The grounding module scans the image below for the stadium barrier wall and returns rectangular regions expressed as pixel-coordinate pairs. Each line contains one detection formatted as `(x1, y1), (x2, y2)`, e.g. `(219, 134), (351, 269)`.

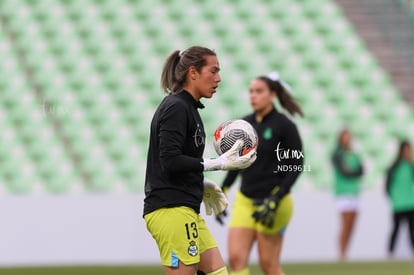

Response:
(0, 187), (411, 267)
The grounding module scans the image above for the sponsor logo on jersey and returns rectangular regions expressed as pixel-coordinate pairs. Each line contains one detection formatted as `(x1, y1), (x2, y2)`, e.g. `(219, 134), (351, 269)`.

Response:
(193, 123), (205, 147)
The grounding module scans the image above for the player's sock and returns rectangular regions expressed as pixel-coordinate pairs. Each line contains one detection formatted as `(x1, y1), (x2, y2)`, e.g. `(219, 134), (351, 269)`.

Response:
(229, 267), (249, 275)
(206, 266), (228, 275)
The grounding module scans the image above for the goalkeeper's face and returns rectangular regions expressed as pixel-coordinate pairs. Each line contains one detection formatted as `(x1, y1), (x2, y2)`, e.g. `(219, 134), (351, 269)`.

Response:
(190, 55), (221, 99)
(249, 79), (275, 112)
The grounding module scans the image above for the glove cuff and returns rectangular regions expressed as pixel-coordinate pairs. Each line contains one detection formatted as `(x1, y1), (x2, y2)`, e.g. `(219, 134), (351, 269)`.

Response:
(203, 157), (225, 171)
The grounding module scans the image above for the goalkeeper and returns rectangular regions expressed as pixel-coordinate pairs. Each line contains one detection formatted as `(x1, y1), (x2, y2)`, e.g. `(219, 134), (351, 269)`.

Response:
(143, 46), (256, 275)
(216, 72), (303, 275)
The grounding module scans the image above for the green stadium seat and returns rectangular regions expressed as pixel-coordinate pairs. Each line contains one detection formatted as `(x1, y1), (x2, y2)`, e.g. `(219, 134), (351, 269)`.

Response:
(0, 0), (413, 194)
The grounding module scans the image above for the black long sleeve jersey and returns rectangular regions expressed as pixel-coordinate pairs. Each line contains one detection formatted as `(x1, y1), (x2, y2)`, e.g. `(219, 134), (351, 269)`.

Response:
(143, 90), (206, 216)
(222, 107), (303, 199)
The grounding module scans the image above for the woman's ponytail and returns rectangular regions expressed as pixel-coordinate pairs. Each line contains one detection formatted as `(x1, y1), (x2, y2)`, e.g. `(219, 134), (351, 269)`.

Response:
(160, 50), (181, 94)
(258, 75), (304, 117)
(276, 82), (304, 117)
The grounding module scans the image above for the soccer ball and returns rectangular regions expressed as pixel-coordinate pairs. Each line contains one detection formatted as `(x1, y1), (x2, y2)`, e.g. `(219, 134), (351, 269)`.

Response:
(213, 119), (258, 156)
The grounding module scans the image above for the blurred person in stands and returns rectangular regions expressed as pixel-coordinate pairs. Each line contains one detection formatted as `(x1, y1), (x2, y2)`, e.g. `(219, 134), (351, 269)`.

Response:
(331, 128), (364, 261)
(386, 140), (414, 259)
(216, 72), (304, 275)
(143, 46), (256, 275)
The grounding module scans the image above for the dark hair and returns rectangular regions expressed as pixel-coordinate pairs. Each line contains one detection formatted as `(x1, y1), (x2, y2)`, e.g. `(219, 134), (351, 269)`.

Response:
(160, 46), (216, 94)
(257, 76), (304, 117)
(389, 140), (411, 169)
(386, 140), (411, 194)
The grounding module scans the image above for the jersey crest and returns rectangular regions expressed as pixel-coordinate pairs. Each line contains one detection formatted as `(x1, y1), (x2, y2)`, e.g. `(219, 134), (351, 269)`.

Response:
(188, 241), (198, 256)
(263, 127), (272, 140)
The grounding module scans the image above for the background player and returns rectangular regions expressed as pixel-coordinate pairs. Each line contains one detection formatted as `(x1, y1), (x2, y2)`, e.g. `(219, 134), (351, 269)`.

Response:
(216, 72), (304, 275)
(331, 128), (364, 261)
(143, 46), (256, 275)
(386, 140), (414, 259)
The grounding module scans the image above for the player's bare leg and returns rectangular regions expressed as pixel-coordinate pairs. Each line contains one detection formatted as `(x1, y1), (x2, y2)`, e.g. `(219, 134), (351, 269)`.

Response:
(228, 227), (256, 274)
(198, 247), (228, 274)
(257, 232), (284, 275)
(339, 211), (357, 261)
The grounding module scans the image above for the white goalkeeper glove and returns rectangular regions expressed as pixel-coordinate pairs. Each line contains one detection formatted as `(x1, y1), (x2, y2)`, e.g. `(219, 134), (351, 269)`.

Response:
(203, 140), (257, 171)
(203, 178), (228, 216)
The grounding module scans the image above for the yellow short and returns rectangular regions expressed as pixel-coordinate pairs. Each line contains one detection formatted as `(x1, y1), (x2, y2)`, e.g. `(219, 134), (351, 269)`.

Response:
(144, 206), (217, 267)
(229, 191), (294, 235)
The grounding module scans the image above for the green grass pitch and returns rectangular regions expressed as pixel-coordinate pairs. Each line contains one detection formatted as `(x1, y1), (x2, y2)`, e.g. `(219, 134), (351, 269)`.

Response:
(0, 261), (413, 275)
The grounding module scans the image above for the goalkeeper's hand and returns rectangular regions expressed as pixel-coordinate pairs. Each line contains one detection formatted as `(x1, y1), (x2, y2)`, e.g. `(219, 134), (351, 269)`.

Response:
(203, 140), (257, 171)
(251, 195), (281, 228)
(203, 178), (228, 216)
